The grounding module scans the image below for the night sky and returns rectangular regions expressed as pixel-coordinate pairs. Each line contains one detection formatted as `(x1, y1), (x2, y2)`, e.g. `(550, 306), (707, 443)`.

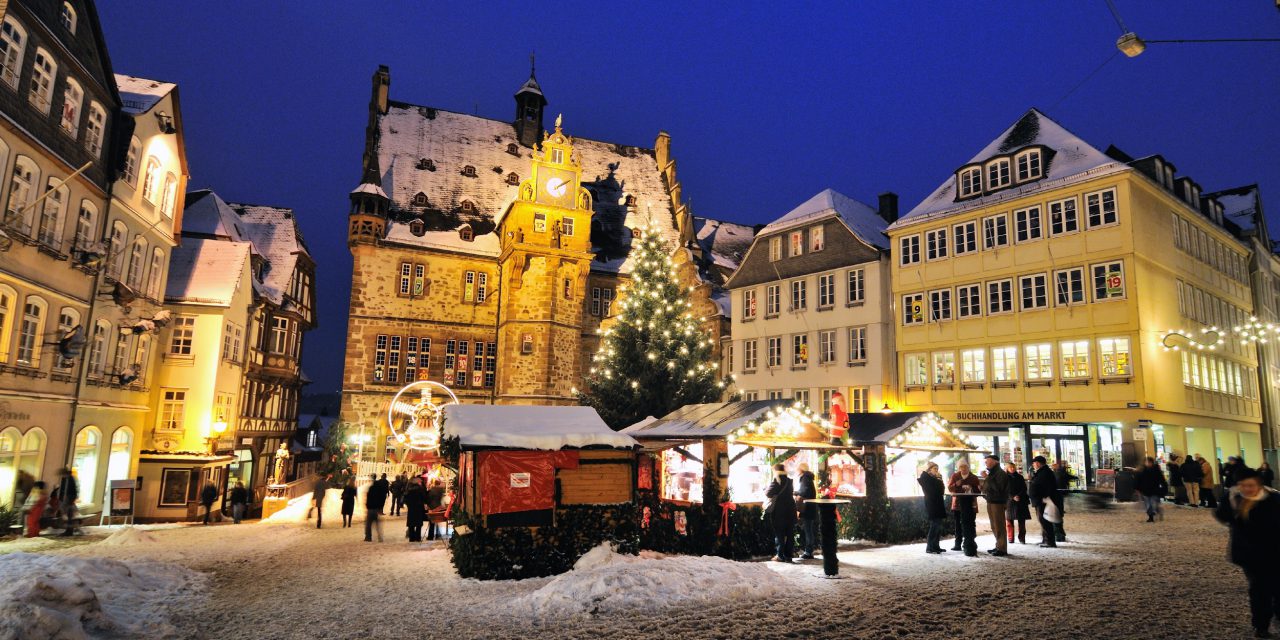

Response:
(96, 2), (1280, 395)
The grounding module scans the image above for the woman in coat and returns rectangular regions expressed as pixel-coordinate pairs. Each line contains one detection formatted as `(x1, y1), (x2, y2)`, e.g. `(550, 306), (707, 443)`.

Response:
(947, 461), (982, 557)
(1004, 462), (1031, 544)
(918, 462), (947, 554)
(403, 477), (427, 542)
(1213, 468), (1280, 637)
(1135, 457), (1168, 523)
(765, 463), (797, 563)
(340, 480), (357, 528)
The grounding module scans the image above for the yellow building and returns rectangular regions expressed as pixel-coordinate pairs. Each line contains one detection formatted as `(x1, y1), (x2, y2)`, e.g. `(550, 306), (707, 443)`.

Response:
(887, 109), (1262, 487)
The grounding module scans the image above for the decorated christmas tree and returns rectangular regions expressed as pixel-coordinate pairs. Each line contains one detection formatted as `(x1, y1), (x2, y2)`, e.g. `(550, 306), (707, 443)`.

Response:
(318, 422), (357, 487)
(578, 225), (726, 429)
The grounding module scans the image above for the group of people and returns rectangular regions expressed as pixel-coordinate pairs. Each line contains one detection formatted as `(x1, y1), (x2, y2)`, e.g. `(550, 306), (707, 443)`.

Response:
(763, 462), (818, 562)
(1139, 454), (1276, 522)
(311, 472), (447, 544)
(18, 468), (83, 538)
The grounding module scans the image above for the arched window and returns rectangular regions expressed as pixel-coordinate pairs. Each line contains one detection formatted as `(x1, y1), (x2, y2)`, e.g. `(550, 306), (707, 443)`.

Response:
(54, 307), (78, 370)
(84, 102), (105, 156)
(59, 77), (82, 136)
(133, 334), (149, 383)
(106, 427), (132, 483)
(15, 295), (45, 367)
(28, 47), (55, 114)
(36, 177), (67, 247)
(106, 221), (127, 279)
(16, 428), (45, 496)
(141, 157), (161, 203)
(0, 284), (15, 363)
(60, 3), (77, 34)
(110, 329), (129, 376)
(1016, 149), (1043, 182)
(72, 426), (100, 506)
(147, 248), (164, 299)
(73, 200), (95, 250)
(123, 137), (141, 185)
(6, 155), (39, 234)
(0, 428), (17, 506)
(88, 319), (108, 376)
(159, 173), (177, 217)
(126, 236), (147, 289)
(0, 17), (27, 90)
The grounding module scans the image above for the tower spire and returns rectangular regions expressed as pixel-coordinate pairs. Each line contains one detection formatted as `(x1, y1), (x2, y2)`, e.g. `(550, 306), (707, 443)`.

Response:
(530, 51), (536, 79)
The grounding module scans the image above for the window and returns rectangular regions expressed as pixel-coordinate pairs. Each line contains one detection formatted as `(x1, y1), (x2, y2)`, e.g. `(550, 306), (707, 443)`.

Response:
(1085, 189), (1117, 228)
(792, 334), (808, 367)
(960, 348), (986, 383)
(905, 353), (928, 386)
(15, 297), (45, 367)
(36, 178), (66, 247)
(532, 211), (547, 233)
(992, 346), (1017, 382)
(270, 317), (290, 354)
(846, 269), (864, 305)
(768, 236), (781, 261)
(1098, 337), (1131, 378)
(1092, 261), (1125, 301)
(932, 351), (955, 385)
(463, 271), (477, 302)
(158, 173), (177, 216)
(126, 237), (148, 290)
(373, 335), (387, 382)
(60, 78), (82, 136)
(158, 390), (186, 431)
(925, 228), (948, 260)
(743, 339), (757, 371)
(982, 214), (1008, 249)
(0, 285), (13, 363)
(133, 335), (150, 383)
(1054, 268), (1085, 306)
(817, 274), (835, 308)
(0, 17), (26, 90)
(169, 316), (194, 356)
(742, 391), (759, 401)
(111, 331), (128, 376)
(848, 387), (870, 413)
(60, 3), (77, 33)
(818, 330), (836, 364)
(387, 336), (402, 384)
(955, 284), (981, 318)
(1060, 340), (1091, 379)
(107, 221), (126, 279)
(848, 326), (866, 363)
(600, 288), (613, 316)
(71, 427), (98, 507)
(147, 248), (164, 298)
(929, 288), (951, 322)
(789, 230), (804, 257)
(899, 235), (920, 265)
(953, 221), (977, 255)
(483, 342), (497, 388)
(222, 322), (242, 362)
(88, 320), (107, 375)
(28, 47), (55, 113)
(5, 155), (38, 234)
(1014, 206), (1042, 242)
(902, 293), (924, 325)
(1024, 343), (1052, 381)
(477, 272), (488, 303)
(1016, 149), (1042, 181)
(73, 200), (95, 251)
(765, 284), (780, 316)
(53, 307), (78, 370)
(141, 158), (162, 203)
(810, 225), (825, 252)
(462, 165), (476, 177)
(398, 263), (412, 296)
(1048, 197), (1078, 235)
(559, 216), (574, 237)
(958, 167), (982, 198)
(123, 137), (141, 185)
(792, 389), (810, 405)
(986, 158), (1011, 189)
(766, 337), (782, 368)
(742, 289), (756, 320)
(790, 279), (806, 311)
(1019, 274), (1047, 310)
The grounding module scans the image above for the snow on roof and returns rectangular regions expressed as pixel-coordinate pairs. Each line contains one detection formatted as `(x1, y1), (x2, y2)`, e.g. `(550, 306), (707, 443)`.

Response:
(350, 182), (387, 198)
(226, 202), (310, 305)
(516, 76), (544, 97)
(164, 238), (251, 305)
(442, 405), (638, 451)
(895, 109), (1124, 227)
(1210, 185), (1261, 233)
(384, 225), (501, 256)
(115, 74), (175, 115)
(623, 400), (798, 439)
(373, 103), (680, 273)
(762, 188), (887, 249)
(694, 216), (755, 270)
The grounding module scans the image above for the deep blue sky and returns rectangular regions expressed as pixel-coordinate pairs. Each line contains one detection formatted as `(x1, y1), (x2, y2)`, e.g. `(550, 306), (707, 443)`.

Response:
(97, 2), (1280, 395)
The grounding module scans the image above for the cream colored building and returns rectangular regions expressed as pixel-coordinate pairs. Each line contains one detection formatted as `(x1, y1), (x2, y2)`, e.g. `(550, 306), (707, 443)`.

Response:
(887, 109), (1262, 487)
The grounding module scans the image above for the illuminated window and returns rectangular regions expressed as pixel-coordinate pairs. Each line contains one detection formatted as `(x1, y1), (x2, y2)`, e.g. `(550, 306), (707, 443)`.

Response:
(792, 334), (808, 367)
(809, 225), (824, 252)
(961, 348), (985, 383)
(905, 353), (928, 386)
(789, 230), (804, 257)
(1060, 339), (1091, 379)
(992, 346), (1017, 382)
(1098, 337), (1131, 378)
(1024, 343), (1053, 381)
(932, 351), (955, 385)
(768, 236), (781, 261)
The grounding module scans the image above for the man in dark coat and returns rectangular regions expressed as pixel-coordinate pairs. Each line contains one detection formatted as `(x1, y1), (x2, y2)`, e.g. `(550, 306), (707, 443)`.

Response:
(199, 482), (218, 525)
(1028, 456), (1059, 548)
(1181, 454), (1205, 507)
(56, 468), (79, 537)
(1135, 457), (1168, 522)
(365, 473), (388, 542)
(390, 475), (407, 516)
(1214, 468), (1280, 637)
(1168, 454), (1186, 505)
(425, 479), (446, 540)
(918, 462), (947, 554)
(403, 477), (426, 542)
(229, 481), (249, 524)
(308, 473), (327, 529)
(982, 455), (1010, 556)
(1052, 461), (1076, 542)
(765, 463), (797, 563)
(1005, 463), (1032, 544)
(376, 473), (391, 514)
(794, 463), (818, 560)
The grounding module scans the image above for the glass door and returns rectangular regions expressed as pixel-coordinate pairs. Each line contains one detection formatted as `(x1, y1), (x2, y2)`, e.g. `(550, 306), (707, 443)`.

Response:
(1059, 439), (1087, 490)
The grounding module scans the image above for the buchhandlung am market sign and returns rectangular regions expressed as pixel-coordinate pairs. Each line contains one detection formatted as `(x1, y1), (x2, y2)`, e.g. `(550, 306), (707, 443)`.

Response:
(953, 411), (1070, 421)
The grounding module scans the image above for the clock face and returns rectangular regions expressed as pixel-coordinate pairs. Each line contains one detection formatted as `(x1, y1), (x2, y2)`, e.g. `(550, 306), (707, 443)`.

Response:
(538, 167), (576, 208)
(546, 177), (567, 198)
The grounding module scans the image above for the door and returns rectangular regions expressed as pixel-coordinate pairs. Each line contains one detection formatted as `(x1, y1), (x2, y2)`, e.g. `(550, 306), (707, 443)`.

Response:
(1059, 439), (1087, 490)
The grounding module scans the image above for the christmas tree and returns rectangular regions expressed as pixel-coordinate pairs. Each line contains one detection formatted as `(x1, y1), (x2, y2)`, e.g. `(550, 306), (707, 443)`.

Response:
(318, 422), (357, 487)
(578, 225), (726, 429)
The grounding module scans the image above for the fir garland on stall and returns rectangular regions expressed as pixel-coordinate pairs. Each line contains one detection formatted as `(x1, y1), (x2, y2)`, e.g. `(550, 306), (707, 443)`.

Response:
(448, 505), (639, 580)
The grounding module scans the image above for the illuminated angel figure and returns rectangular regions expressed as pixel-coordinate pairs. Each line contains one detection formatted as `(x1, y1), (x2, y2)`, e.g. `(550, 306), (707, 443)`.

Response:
(387, 380), (459, 451)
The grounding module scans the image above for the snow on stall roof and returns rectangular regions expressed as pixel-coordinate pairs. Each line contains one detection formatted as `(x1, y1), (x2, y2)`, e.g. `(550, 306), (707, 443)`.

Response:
(762, 188), (888, 249)
(623, 400), (798, 439)
(895, 109), (1124, 227)
(442, 404), (638, 450)
(164, 238), (250, 305)
(115, 73), (175, 115)
(694, 216), (755, 270)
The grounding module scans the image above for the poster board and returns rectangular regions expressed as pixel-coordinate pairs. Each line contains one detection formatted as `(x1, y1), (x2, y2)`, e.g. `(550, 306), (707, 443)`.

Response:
(108, 479), (135, 517)
(159, 468), (191, 507)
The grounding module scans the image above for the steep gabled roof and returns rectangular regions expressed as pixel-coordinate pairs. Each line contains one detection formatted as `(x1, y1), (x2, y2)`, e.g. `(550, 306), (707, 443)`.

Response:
(694, 216), (756, 272)
(114, 74), (176, 115)
(164, 238), (251, 306)
(763, 188), (887, 249)
(227, 202), (311, 305)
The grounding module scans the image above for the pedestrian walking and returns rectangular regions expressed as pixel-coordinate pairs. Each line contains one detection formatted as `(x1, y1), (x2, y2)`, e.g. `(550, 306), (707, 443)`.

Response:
(765, 463), (797, 563)
(1136, 457), (1168, 522)
(199, 481), (218, 525)
(1168, 454), (1187, 505)
(307, 473), (328, 529)
(364, 473), (388, 542)
(1028, 456), (1060, 548)
(390, 474), (407, 516)
(56, 468), (79, 537)
(982, 455), (1010, 556)
(918, 462), (947, 554)
(404, 477), (426, 542)
(22, 481), (47, 538)
(1052, 461), (1076, 541)
(948, 461), (981, 557)
(1004, 462), (1031, 545)
(1213, 468), (1280, 638)
(794, 463), (818, 560)
(1198, 454), (1218, 508)
(340, 480), (356, 528)
(1181, 454), (1205, 507)
(229, 480), (248, 524)
(425, 478), (446, 540)
(1260, 462), (1276, 490)
(377, 473), (391, 514)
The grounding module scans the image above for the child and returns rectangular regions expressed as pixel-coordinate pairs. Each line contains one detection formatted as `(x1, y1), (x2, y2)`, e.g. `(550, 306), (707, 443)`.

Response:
(22, 481), (48, 537)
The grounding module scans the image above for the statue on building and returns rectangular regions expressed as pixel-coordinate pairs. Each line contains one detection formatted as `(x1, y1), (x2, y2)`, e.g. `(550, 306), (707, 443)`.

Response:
(551, 219), (562, 249)
(272, 441), (291, 485)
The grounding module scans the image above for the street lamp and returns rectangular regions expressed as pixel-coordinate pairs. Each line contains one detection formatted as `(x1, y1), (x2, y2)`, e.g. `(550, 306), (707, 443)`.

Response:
(207, 420), (228, 453)
(881, 403), (893, 415)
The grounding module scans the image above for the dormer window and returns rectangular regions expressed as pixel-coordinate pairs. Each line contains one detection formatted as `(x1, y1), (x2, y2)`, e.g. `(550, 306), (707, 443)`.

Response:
(958, 167), (982, 198)
(462, 165), (476, 177)
(409, 219), (425, 236)
(459, 224), (474, 242)
(506, 172), (519, 186)
(461, 200), (475, 213)
(986, 158), (1011, 190)
(1189, 186), (1200, 207)
(551, 148), (564, 164)
(507, 143), (520, 156)
(417, 158), (435, 171)
(1162, 166), (1174, 190)
(412, 192), (429, 207)
(1015, 149), (1043, 182)
(60, 3), (76, 34)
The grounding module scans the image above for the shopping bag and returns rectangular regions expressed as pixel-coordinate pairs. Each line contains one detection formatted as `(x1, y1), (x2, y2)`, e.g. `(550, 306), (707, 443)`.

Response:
(1043, 499), (1062, 524)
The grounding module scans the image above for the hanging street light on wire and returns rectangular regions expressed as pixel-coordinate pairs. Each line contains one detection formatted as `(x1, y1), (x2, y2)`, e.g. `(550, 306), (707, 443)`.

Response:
(1105, 0), (1280, 58)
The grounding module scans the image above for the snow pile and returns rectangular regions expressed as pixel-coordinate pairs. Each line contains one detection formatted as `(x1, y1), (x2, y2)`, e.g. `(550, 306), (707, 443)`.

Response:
(99, 526), (159, 546)
(0, 552), (205, 639)
(510, 544), (783, 617)
(264, 488), (365, 525)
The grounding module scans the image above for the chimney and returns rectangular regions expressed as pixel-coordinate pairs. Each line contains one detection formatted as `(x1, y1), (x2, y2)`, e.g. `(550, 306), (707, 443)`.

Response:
(878, 192), (899, 224)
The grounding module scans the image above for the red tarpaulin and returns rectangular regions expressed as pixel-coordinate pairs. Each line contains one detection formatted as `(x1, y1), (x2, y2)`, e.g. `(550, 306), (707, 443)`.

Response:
(478, 450), (579, 515)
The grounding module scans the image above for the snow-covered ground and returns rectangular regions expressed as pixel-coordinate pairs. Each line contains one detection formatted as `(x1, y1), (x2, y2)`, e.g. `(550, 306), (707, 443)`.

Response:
(0, 497), (1261, 639)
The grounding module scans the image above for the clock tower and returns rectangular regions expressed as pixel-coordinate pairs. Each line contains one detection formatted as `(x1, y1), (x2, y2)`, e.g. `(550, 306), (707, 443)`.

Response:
(495, 115), (595, 404)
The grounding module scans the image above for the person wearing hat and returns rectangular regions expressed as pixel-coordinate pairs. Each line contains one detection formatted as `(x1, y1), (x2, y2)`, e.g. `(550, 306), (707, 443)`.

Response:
(764, 463), (798, 563)
(981, 454), (1010, 556)
(1028, 456), (1060, 547)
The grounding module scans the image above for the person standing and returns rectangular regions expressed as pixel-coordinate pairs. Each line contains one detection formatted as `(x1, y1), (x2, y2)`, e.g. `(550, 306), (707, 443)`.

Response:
(1052, 461), (1076, 542)
(22, 481), (47, 538)
(1199, 454), (1218, 508)
(364, 473), (388, 542)
(765, 463), (797, 563)
(390, 475), (407, 516)
(56, 468), (79, 537)
(1181, 454), (1204, 507)
(1028, 456), (1059, 548)
(377, 474), (391, 514)
(794, 463), (818, 560)
(1005, 462), (1031, 545)
(340, 479), (357, 528)
(404, 477), (426, 542)
(1168, 454), (1186, 506)
(229, 481), (248, 524)
(918, 462), (947, 554)
(1224, 457), (1240, 494)
(199, 481), (218, 525)
(981, 455), (1010, 556)
(1136, 456), (1168, 523)
(425, 479), (446, 540)
(307, 473), (327, 529)
(948, 461), (981, 557)
(1260, 462), (1276, 490)
(1213, 468), (1280, 638)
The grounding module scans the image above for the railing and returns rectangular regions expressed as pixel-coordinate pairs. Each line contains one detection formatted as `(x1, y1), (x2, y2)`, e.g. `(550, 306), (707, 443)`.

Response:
(258, 476), (311, 504)
(354, 460), (424, 480)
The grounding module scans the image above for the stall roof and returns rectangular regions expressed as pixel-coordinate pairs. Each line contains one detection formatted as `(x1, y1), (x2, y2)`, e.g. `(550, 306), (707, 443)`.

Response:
(622, 400), (799, 439)
(847, 412), (933, 445)
(443, 405), (638, 451)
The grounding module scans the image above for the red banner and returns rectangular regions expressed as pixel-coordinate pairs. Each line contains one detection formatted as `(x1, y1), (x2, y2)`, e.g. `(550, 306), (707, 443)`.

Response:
(477, 450), (579, 515)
